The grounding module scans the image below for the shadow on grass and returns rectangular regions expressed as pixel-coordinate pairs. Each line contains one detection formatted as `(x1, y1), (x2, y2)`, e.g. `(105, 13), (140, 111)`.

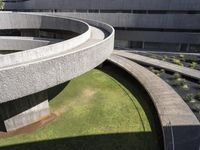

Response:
(99, 62), (163, 149)
(0, 132), (158, 150)
(48, 81), (70, 101)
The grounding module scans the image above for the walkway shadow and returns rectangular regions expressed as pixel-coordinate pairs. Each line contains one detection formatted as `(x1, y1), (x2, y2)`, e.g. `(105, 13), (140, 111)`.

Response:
(0, 132), (159, 150)
(99, 62), (163, 149)
(48, 81), (70, 101)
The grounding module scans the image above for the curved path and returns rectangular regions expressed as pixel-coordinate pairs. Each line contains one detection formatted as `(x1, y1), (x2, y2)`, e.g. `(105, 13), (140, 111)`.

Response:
(0, 12), (114, 131)
(108, 54), (200, 150)
(128, 49), (200, 56)
(0, 36), (62, 51)
(114, 50), (200, 80)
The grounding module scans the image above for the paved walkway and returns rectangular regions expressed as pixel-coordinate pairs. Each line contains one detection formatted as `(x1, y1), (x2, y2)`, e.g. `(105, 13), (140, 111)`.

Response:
(115, 48), (200, 56)
(108, 54), (200, 150)
(114, 50), (200, 80)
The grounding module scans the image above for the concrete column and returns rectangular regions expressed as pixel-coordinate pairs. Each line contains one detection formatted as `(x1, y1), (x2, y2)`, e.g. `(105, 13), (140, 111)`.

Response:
(0, 91), (50, 132)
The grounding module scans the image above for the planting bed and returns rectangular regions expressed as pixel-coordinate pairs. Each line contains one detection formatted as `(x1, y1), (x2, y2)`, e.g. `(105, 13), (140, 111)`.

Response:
(140, 64), (200, 121)
(129, 49), (200, 121)
(134, 52), (200, 71)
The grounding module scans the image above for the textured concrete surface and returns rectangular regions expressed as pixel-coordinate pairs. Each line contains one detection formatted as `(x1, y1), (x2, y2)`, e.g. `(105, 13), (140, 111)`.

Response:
(5, 0), (200, 11)
(0, 36), (62, 51)
(0, 12), (114, 131)
(114, 50), (200, 80)
(4, 93), (50, 132)
(4, 0), (200, 49)
(0, 13), (114, 103)
(44, 12), (200, 49)
(0, 91), (50, 132)
(116, 30), (200, 45)
(108, 54), (200, 150)
(56, 13), (200, 29)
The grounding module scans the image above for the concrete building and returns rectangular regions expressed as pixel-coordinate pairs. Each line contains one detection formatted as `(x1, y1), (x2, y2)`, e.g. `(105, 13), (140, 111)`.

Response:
(0, 1), (200, 150)
(4, 0), (200, 52)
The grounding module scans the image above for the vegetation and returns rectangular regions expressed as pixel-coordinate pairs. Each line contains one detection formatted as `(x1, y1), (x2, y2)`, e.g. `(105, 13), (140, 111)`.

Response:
(148, 67), (166, 76)
(179, 54), (185, 61)
(189, 62), (197, 69)
(194, 105), (200, 114)
(161, 55), (168, 61)
(175, 78), (189, 90)
(173, 72), (181, 80)
(172, 58), (183, 66)
(0, 69), (159, 150)
(195, 93), (200, 101)
(160, 69), (165, 74)
(198, 80), (200, 89)
(0, 0), (4, 9)
(185, 94), (195, 102)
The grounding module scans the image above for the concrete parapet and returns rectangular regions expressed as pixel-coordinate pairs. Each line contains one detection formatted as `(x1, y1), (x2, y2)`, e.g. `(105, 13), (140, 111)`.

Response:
(108, 54), (200, 150)
(0, 13), (114, 131)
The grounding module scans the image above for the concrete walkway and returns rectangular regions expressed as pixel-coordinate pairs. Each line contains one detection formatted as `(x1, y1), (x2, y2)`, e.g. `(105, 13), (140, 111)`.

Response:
(108, 54), (200, 150)
(117, 49), (200, 56)
(114, 50), (200, 80)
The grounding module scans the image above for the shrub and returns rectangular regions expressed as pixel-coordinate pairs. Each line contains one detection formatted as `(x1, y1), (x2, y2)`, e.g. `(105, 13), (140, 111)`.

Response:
(185, 93), (194, 102)
(0, 0), (4, 9)
(148, 67), (161, 76)
(175, 78), (189, 90)
(152, 69), (160, 75)
(160, 69), (165, 74)
(161, 58), (166, 61)
(172, 58), (183, 66)
(198, 80), (200, 89)
(194, 105), (200, 114)
(163, 55), (168, 60)
(195, 93), (200, 101)
(189, 62), (197, 69)
(181, 84), (189, 90)
(148, 66), (154, 72)
(179, 54), (185, 61)
(162, 55), (168, 61)
(173, 72), (181, 79)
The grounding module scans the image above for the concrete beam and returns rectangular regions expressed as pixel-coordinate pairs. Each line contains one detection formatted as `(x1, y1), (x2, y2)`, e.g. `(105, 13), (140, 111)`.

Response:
(0, 91), (50, 132)
(4, 0), (200, 11)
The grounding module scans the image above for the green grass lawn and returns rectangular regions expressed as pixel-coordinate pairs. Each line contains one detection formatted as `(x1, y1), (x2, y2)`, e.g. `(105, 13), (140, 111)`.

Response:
(0, 69), (160, 150)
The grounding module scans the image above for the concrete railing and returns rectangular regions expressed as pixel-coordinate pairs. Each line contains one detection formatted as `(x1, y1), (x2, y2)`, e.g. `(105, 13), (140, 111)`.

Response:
(108, 54), (200, 150)
(0, 12), (91, 68)
(0, 12), (114, 131)
(0, 36), (62, 51)
(0, 12), (114, 103)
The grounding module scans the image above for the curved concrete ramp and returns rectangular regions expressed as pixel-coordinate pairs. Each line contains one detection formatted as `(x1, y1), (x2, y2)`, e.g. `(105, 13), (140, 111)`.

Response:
(108, 54), (200, 150)
(0, 36), (62, 51)
(0, 12), (114, 132)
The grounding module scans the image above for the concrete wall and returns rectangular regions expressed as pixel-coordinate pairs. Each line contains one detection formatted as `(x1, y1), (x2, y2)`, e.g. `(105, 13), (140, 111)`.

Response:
(50, 13), (200, 51)
(0, 13), (91, 68)
(109, 55), (200, 150)
(0, 36), (62, 51)
(0, 12), (114, 103)
(0, 13), (114, 131)
(55, 13), (200, 29)
(4, 0), (200, 10)
(0, 91), (49, 131)
(4, 0), (200, 50)
(116, 30), (200, 44)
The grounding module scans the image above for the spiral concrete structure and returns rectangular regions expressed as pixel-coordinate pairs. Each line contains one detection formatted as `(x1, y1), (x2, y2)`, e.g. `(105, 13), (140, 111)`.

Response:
(1, 1), (200, 150)
(4, 0), (200, 52)
(0, 12), (114, 132)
